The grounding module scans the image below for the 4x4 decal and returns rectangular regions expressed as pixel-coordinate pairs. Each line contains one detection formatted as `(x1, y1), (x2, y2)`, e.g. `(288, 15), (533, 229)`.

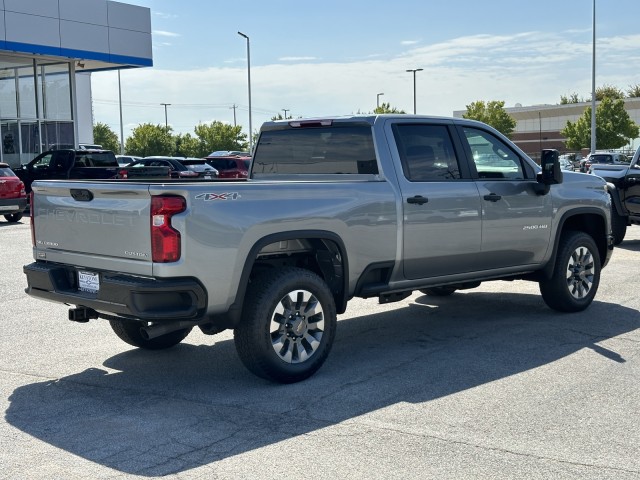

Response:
(195, 192), (241, 201)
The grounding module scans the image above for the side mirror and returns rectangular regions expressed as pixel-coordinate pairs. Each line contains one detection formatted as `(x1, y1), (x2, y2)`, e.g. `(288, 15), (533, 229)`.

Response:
(538, 149), (563, 185)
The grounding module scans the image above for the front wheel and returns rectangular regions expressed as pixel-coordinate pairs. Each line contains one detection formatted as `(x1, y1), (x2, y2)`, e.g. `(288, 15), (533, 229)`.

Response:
(4, 213), (23, 222)
(234, 267), (337, 383)
(539, 231), (601, 312)
(109, 318), (192, 350)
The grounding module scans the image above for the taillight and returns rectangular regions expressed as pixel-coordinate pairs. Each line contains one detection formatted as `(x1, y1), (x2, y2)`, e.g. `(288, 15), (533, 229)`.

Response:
(30, 191), (35, 247)
(151, 195), (186, 263)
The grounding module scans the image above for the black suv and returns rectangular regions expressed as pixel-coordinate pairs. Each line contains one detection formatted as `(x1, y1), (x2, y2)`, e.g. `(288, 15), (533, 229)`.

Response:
(14, 149), (119, 193)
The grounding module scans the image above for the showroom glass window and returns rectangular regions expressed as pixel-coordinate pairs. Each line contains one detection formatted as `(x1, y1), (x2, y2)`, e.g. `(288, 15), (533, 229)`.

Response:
(0, 56), (74, 166)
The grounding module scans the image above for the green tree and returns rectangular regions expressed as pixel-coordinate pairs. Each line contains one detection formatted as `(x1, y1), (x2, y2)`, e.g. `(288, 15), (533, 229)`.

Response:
(374, 102), (406, 114)
(627, 84), (640, 98)
(560, 92), (584, 104)
(271, 112), (293, 121)
(125, 123), (175, 157)
(174, 133), (200, 157)
(93, 122), (120, 152)
(561, 97), (639, 150)
(462, 100), (516, 137)
(595, 84), (625, 101)
(192, 121), (247, 157)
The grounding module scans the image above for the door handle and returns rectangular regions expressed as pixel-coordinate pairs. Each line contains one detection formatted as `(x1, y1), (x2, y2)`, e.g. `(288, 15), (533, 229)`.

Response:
(407, 195), (428, 205)
(483, 193), (502, 202)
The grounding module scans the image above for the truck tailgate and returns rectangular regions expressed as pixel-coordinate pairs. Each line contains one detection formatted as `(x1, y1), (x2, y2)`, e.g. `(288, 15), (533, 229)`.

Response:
(32, 181), (154, 276)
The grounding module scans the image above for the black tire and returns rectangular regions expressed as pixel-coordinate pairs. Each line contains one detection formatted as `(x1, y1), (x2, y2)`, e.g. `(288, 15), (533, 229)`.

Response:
(4, 213), (23, 223)
(420, 286), (457, 296)
(610, 209), (627, 245)
(109, 318), (191, 350)
(234, 267), (337, 383)
(539, 231), (601, 312)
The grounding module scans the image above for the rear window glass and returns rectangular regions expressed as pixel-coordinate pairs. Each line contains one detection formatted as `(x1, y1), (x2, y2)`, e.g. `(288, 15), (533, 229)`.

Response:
(590, 154), (613, 164)
(0, 166), (16, 177)
(207, 159), (235, 170)
(253, 125), (378, 175)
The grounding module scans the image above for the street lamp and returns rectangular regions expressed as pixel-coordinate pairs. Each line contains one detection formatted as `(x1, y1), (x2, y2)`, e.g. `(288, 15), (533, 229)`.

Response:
(406, 68), (423, 114)
(238, 31), (253, 152)
(118, 70), (124, 154)
(590, 0), (597, 154)
(377, 92), (384, 109)
(160, 103), (170, 128)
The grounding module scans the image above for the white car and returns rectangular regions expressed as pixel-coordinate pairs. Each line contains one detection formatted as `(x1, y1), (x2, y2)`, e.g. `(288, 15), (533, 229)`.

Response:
(179, 158), (219, 178)
(116, 155), (142, 167)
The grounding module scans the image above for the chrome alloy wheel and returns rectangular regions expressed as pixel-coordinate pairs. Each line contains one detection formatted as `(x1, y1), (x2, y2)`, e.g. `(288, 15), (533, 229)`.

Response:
(271, 289), (325, 364)
(565, 246), (595, 299)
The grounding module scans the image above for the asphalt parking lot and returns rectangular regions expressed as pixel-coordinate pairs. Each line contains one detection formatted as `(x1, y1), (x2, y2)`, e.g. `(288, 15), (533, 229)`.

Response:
(1, 217), (639, 479)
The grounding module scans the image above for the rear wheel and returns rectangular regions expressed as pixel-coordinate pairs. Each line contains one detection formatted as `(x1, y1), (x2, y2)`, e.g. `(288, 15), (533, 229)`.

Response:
(234, 267), (337, 383)
(109, 318), (192, 350)
(420, 286), (457, 296)
(4, 213), (23, 222)
(539, 231), (601, 312)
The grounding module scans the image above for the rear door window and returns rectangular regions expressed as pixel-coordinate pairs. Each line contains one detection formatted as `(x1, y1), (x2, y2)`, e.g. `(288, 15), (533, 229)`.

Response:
(392, 124), (462, 181)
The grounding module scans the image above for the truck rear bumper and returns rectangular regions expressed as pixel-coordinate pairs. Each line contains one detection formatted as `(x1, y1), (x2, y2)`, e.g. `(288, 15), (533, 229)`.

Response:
(24, 261), (207, 321)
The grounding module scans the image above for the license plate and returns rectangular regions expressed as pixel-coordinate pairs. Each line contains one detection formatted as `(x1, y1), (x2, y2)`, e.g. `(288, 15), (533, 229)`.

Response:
(0, 205), (18, 211)
(78, 271), (100, 293)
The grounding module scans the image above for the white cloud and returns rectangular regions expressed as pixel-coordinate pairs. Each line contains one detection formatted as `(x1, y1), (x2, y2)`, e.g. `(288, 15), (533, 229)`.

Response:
(92, 31), (640, 138)
(153, 11), (178, 19)
(278, 56), (317, 62)
(152, 30), (181, 38)
(401, 40), (420, 46)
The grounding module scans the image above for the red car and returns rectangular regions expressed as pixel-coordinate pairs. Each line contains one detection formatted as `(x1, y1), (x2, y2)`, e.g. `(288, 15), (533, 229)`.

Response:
(204, 155), (251, 179)
(0, 163), (27, 222)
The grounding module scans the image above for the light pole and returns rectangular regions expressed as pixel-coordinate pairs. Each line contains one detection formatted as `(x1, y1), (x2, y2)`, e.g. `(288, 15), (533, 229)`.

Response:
(406, 69), (423, 114)
(590, 0), (597, 155)
(160, 103), (170, 128)
(377, 92), (384, 109)
(538, 111), (542, 154)
(238, 31), (253, 152)
(118, 70), (124, 154)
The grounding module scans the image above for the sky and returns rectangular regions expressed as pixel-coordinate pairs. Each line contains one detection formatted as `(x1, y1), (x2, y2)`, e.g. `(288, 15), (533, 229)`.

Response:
(91, 0), (640, 141)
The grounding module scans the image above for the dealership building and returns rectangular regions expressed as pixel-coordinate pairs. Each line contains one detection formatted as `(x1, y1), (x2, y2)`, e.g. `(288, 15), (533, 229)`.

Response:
(0, 0), (152, 167)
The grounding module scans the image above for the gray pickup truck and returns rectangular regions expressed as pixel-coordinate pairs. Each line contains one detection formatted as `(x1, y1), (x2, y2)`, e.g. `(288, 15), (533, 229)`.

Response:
(589, 146), (640, 244)
(24, 115), (614, 383)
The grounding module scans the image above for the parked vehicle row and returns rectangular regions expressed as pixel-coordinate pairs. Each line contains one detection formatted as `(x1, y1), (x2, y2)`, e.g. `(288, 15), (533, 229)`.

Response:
(117, 154), (251, 179)
(117, 156), (218, 179)
(583, 151), (630, 174)
(0, 148), (252, 225)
